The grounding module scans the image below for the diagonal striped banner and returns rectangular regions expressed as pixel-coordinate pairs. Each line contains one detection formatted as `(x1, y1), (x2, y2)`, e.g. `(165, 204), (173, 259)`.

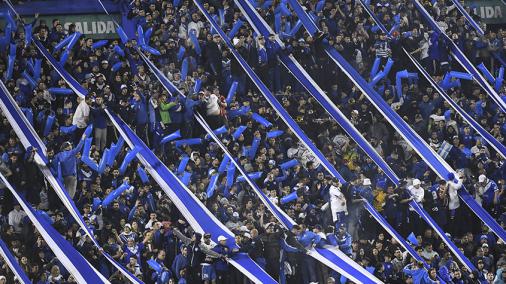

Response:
(410, 0), (506, 112)
(0, 172), (109, 284)
(106, 110), (277, 284)
(32, 38), (88, 98)
(406, 50), (506, 159)
(0, 80), (142, 284)
(287, 0), (506, 246)
(234, 0), (400, 185)
(0, 237), (31, 283)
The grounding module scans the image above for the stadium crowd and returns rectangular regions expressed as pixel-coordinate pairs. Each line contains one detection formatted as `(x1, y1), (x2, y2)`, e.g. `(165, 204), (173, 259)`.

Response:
(0, 0), (504, 283)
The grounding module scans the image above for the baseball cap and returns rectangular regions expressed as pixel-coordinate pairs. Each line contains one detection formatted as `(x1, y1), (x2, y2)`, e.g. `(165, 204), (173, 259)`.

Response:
(479, 175), (487, 183)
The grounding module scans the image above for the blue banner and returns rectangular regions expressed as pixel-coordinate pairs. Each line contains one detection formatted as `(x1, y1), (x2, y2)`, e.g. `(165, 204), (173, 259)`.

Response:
(195, 113), (296, 228)
(409, 200), (476, 271)
(357, 0), (388, 33)
(236, 0), (399, 185)
(410, 0), (506, 113)
(363, 201), (424, 263)
(0, 80), (142, 284)
(195, 109), (381, 284)
(336, 0), (506, 242)
(106, 110), (276, 284)
(451, 0), (484, 35)
(0, 173), (109, 283)
(407, 51), (506, 159)
(0, 238), (31, 283)
(310, 247), (382, 284)
(138, 26), (349, 185)
(286, 0), (486, 274)
(0, 82), (48, 163)
(458, 189), (506, 242)
(194, 3), (381, 282)
(32, 39), (88, 98)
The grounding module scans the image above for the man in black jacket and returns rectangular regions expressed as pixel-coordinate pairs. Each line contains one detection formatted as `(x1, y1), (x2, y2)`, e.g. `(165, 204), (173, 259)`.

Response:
(172, 228), (225, 283)
(203, 34), (223, 85)
(260, 223), (291, 280)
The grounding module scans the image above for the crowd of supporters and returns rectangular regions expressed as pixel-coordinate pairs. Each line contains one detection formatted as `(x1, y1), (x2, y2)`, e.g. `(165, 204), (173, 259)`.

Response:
(0, 0), (504, 283)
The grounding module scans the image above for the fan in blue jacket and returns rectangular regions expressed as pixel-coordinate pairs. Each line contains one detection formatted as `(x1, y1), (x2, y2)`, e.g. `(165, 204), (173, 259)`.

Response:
(54, 132), (86, 198)
(403, 262), (437, 284)
(171, 245), (189, 280)
(336, 224), (353, 256)
(212, 235), (233, 283)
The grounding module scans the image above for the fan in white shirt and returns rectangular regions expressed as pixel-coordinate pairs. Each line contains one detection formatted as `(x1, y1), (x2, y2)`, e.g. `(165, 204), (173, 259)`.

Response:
(72, 96), (90, 129)
(408, 179), (425, 210)
(329, 180), (348, 225)
(8, 204), (27, 233)
(203, 92), (220, 116)
(446, 172), (463, 211)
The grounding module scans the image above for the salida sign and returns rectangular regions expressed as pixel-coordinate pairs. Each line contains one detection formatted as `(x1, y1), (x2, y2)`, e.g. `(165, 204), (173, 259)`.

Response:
(63, 21), (115, 38)
(465, 0), (506, 24)
(38, 14), (121, 39)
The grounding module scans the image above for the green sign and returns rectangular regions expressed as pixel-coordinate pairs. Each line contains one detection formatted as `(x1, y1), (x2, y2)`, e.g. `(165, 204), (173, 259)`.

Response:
(33, 14), (121, 39)
(465, 0), (506, 24)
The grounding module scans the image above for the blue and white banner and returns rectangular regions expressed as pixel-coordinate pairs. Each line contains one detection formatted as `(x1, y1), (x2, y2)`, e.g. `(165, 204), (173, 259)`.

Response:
(140, 26), (380, 280)
(237, 0), (429, 271)
(140, 43), (382, 282)
(357, 0), (388, 34)
(450, 0), (485, 35)
(409, 200), (476, 271)
(458, 189), (506, 243)
(0, 80), (48, 164)
(90, 1), (275, 277)
(188, 2), (347, 182)
(287, 0), (506, 243)
(32, 39), (88, 98)
(310, 246), (382, 284)
(234, 0), (400, 185)
(0, 81), (142, 284)
(0, 238), (31, 284)
(195, 112), (296, 227)
(0, 173), (109, 284)
(106, 110), (277, 284)
(0, 10), (138, 282)
(363, 201), (424, 263)
(407, 50), (506, 159)
(410, 0), (506, 113)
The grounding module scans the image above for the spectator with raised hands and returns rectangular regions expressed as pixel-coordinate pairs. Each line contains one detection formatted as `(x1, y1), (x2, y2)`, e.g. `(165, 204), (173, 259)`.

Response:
(54, 132), (86, 198)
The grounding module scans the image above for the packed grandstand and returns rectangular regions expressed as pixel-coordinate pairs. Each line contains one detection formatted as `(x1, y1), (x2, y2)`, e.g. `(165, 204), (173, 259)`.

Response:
(0, 0), (504, 283)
